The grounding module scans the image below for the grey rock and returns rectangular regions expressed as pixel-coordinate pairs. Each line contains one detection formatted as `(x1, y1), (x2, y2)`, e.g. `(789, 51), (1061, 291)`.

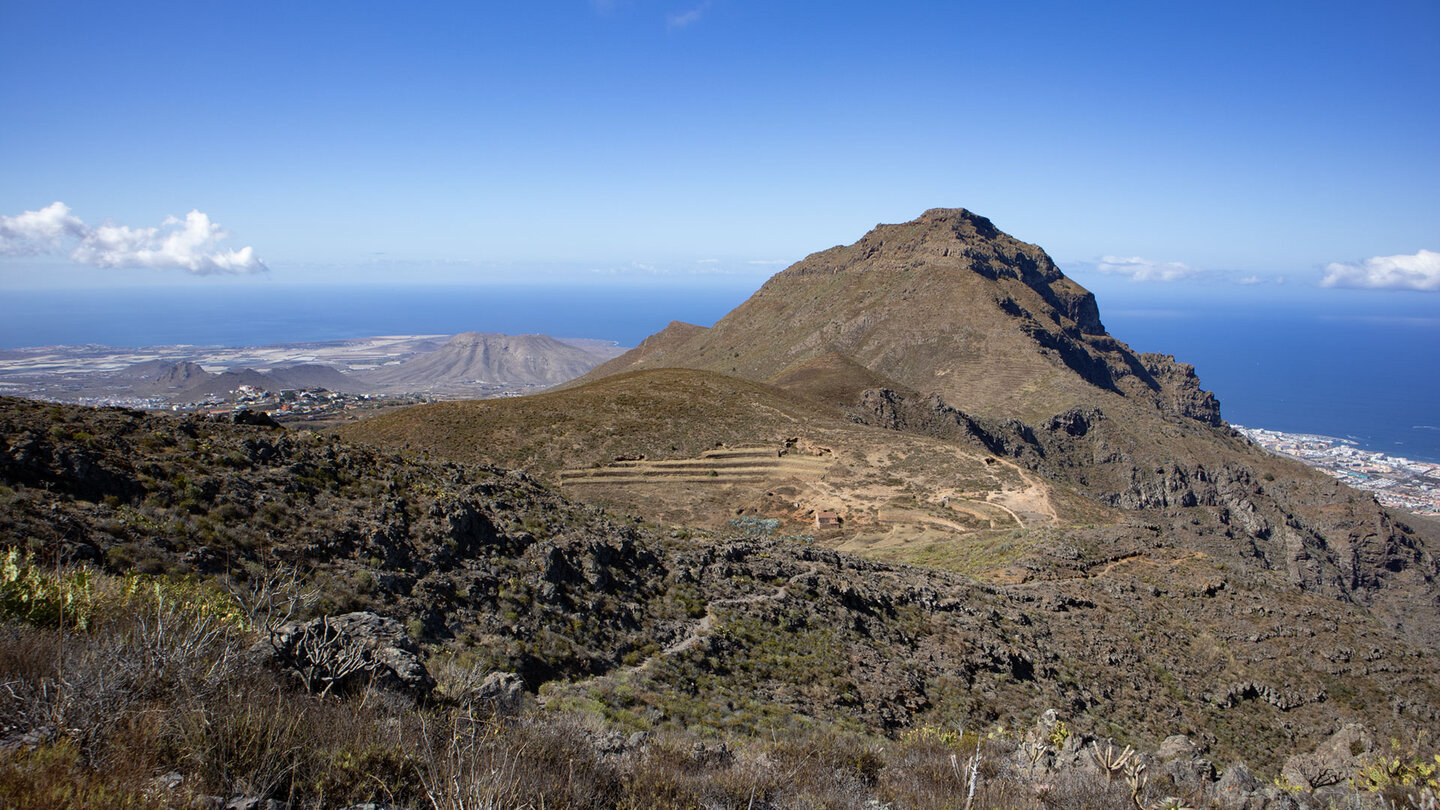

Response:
(475, 671), (524, 714)
(1281, 723), (1372, 791)
(688, 741), (733, 769)
(1156, 734), (1202, 762)
(224, 798), (287, 810)
(1153, 734), (1216, 793)
(1253, 788), (1305, 809)
(0, 725), (55, 753)
(1212, 763), (1310, 810)
(1213, 763), (1261, 809)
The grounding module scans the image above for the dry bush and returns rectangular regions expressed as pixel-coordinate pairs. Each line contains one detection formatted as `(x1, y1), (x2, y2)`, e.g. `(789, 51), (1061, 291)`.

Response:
(414, 713), (624, 810)
(158, 683), (423, 807)
(1034, 769), (1138, 810)
(621, 736), (783, 810)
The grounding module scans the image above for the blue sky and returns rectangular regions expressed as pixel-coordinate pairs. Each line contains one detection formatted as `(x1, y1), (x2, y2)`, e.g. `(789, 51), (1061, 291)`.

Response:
(1, 0), (1437, 296)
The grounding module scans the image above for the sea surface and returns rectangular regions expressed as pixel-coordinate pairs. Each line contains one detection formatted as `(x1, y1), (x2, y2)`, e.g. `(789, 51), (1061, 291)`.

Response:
(2, 283), (1436, 463)
(1098, 287), (1439, 465)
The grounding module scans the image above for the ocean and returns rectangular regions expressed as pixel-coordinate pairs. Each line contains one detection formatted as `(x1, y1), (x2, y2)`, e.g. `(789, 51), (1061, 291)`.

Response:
(2, 283), (1436, 463)
(1098, 287), (1440, 465)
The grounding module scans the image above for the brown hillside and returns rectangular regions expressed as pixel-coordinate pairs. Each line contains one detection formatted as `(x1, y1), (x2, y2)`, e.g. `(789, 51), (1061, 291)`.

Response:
(9, 396), (1440, 785)
(575, 208), (1216, 426)
(576, 320), (709, 383)
(338, 367), (1092, 555)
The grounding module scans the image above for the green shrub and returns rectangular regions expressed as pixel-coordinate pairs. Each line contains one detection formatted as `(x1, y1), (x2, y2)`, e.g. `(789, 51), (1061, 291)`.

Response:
(1355, 739), (1440, 792)
(0, 739), (165, 809)
(1, 549), (95, 630)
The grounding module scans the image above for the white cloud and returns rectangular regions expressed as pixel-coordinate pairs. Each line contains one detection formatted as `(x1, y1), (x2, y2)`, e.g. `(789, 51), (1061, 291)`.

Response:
(696, 258), (721, 264)
(667, 1), (710, 29)
(0, 202), (87, 254)
(1237, 275), (1262, 285)
(1096, 255), (1199, 282)
(1321, 249), (1440, 291)
(0, 202), (266, 275)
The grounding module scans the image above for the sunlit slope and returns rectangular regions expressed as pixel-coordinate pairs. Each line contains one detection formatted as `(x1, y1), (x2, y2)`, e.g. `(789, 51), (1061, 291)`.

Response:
(337, 367), (1092, 554)
(574, 208), (1218, 426)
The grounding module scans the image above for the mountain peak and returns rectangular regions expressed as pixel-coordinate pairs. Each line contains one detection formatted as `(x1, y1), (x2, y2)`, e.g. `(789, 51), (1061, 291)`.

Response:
(914, 206), (1002, 238)
(580, 206), (1217, 425)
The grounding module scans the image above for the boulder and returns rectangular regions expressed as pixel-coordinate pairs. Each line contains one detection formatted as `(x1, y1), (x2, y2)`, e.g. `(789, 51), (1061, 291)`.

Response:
(1213, 763), (1261, 809)
(1153, 734), (1216, 794)
(268, 611), (434, 698)
(232, 409), (283, 429)
(1280, 723), (1372, 791)
(475, 671), (525, 714)
(1212, 763), (1307, 810)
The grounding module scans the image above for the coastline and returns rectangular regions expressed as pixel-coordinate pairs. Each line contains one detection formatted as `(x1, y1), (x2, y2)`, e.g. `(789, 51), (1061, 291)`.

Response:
(1236, 424), (1440, 516)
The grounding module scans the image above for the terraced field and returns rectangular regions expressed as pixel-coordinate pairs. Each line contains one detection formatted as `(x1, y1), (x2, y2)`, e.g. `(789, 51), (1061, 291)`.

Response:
(558, 445), (833, 486)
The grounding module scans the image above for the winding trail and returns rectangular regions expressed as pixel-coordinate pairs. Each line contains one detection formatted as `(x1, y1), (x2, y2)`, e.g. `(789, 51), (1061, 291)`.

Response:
(639, 561), (819, 671)
(539, 562), (821, 704)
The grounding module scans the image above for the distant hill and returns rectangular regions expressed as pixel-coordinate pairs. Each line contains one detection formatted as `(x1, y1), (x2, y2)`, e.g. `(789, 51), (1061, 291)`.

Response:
(176, 368), (283, 400)
(175, 363), (362, 399)
(43, 333), (616, 403)
(114, 359), (214, 393)
(360, 332), (610, 390)
(264, 363), (360, 392)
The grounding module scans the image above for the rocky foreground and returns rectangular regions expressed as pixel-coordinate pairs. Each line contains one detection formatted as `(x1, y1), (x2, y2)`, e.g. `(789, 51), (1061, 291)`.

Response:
(2, 397), (1439, 808)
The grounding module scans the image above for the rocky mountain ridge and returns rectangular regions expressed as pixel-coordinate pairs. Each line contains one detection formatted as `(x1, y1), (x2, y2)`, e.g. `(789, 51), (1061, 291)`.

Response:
(7, 207), (1440, 807)
(351, 208), (1440, 653)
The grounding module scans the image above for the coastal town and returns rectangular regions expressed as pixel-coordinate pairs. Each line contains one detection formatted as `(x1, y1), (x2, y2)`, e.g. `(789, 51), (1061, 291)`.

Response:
(1236, 425), (1440, 516)
(78, 385), (439, 426)
(0, 333), (615, 424)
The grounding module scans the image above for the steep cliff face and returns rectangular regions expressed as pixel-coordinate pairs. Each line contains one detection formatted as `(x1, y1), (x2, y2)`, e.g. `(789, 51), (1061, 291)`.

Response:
(846, 384), (1440, 649)
(1140, 352), (1223, 426)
